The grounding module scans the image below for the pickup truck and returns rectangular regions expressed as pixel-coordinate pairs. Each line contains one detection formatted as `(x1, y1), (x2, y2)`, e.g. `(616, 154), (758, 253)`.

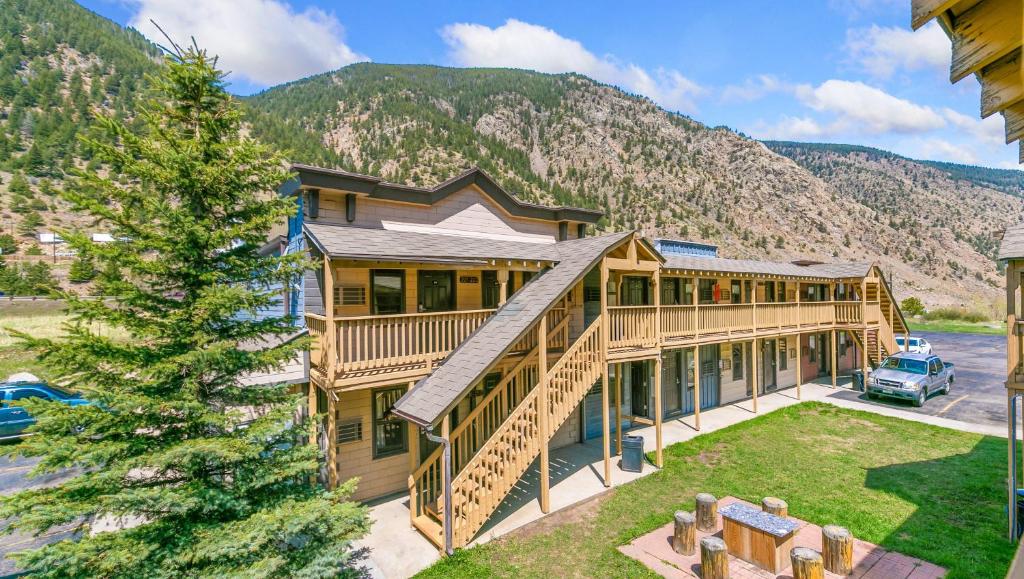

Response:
(867, 352), (955, 407)
(0, 381), (92, 439)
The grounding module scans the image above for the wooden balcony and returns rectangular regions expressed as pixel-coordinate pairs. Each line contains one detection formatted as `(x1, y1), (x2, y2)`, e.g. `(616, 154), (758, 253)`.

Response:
(610, 300), (870, 350)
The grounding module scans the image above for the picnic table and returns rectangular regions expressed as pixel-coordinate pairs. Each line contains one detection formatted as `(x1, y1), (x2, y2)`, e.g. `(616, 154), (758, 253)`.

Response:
(719, 502), (800, 573)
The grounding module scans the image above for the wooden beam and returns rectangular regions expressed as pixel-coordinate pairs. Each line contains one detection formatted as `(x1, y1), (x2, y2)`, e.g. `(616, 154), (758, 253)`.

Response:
(981, 49), (1024, 117)
(830, 329), (838, 389)
(615, 363), (623, 454)
(950, 0), (1023, 83)
(538, 314), (550, 513)
(751, 338), (759, 413)
(600, 258), (612, 488)
(654, 355), (664, 468)
(1005, 100), (1024, 143)
(795, 333), (802, 400)
(911, 0), (959, 30)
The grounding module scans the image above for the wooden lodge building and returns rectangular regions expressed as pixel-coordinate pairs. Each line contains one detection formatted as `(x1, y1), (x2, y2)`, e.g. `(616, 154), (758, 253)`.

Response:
(276, 164), (910, 552)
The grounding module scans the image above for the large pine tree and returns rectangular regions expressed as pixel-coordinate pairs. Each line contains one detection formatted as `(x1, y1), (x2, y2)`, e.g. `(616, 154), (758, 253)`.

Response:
(0, 44), (368, 577)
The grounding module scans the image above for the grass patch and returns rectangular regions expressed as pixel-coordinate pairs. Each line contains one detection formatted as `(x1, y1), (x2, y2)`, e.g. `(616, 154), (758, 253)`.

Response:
(416, 403), (1015, 579)
(909, 319), (1005, 335)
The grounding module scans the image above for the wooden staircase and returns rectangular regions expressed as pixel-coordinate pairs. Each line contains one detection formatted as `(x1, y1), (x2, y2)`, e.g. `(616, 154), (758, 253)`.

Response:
(409, 318), (604, 550)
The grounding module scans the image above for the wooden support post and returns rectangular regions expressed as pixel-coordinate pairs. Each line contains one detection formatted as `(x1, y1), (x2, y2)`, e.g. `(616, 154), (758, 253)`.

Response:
(822, 525), (854, 575)
(323, 256), (336, 385)
(830, 328), (838, 389)
(790, 547), (824, 579)
(327, 391), (337, 488)
(795, 332), (802, 400)
(693, 347), (702, 430)
(762, 497), (788, 517)
(407, 407), (419, 528)
(654, 354), (664, 468)
(600, 259), (611, 487)
(695, 493), (718, 532)
(751, 338), (759, 413)
(538, 314), (550, 513)
(700, 536), (729, 579)
(673, 511), (697, 556)
(615, 363), (622, 455)
(498, 267), (509, 306)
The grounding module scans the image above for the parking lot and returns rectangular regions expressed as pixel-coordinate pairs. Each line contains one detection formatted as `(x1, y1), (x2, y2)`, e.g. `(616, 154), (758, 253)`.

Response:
(830, 331), (1007, 429)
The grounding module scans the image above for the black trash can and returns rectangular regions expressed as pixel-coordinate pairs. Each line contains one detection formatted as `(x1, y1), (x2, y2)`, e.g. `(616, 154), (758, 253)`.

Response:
(621, 435), (644, 473)
(852, 369), (865, 392)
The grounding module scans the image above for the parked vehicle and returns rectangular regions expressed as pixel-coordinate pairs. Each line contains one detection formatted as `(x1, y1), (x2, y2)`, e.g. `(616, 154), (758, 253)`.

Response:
(867, 353), (954, 407)
(895, 336), (933, 354)
(0, 381), (91, 439)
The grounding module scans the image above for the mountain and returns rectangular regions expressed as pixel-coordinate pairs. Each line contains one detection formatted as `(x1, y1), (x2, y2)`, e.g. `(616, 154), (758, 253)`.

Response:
(2, 0), (1022, 309)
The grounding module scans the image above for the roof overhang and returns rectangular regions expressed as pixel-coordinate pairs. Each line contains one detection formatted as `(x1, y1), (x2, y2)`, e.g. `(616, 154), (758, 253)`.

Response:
(913, 0), (1024, 162)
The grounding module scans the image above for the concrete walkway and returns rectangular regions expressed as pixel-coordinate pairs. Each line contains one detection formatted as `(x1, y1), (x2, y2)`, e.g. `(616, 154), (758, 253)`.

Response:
(357, 378), (1005, 578)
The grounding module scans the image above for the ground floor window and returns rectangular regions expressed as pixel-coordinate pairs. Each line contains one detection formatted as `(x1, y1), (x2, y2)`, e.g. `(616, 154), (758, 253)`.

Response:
(372, 386), (407, 459)
(778, 338), (788, 371)
(731, 345), (743, 380)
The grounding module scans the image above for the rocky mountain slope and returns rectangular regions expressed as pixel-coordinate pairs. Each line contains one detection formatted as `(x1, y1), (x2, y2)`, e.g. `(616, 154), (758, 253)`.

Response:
(2, 1), (1022, 308)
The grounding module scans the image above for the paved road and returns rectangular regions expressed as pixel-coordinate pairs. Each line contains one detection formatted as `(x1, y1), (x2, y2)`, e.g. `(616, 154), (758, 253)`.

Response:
(829, 331), (1006, 429)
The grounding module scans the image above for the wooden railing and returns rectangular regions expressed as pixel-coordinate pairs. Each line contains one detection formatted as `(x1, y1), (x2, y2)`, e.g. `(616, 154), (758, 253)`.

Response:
(865, 301), (881, 325)
(448, 320), (603, 548)
(661, 305), (697, 338)
(834, 301), (861, 324)
(335, 309), (494, 373)
(511, 307), (569, 353)
(305, 313), (326, 369)
(798, 302), (835, 326)
(754, 303), (798, 329)
(608, 306), (657, 349)
(698, 304), (754, 335)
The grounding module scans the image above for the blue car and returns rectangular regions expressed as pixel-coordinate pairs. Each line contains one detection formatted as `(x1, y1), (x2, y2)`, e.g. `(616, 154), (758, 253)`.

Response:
(0, 381), (91, 439)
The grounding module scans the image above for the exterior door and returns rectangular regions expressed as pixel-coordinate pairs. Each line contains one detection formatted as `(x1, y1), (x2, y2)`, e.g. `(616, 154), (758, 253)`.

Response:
(630, 361), (649, 417)
(699, 345), (719, 409)
(762, 339), (777, 392)
(418, 271), (455, 312)
(662, 351), (682, 417)
(818, 332), (828, 374)
(682, 348), (696, 414)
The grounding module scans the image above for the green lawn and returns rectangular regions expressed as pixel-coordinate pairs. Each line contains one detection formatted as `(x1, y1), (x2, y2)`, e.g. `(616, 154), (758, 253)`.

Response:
(417, 403), (1015, 579)
(908, 319), (1005, 335)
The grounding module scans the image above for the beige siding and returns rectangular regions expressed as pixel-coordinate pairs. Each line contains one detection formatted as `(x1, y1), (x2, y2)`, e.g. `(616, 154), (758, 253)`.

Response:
(314, 185), (569, 243)
(335, 388), (409, 501)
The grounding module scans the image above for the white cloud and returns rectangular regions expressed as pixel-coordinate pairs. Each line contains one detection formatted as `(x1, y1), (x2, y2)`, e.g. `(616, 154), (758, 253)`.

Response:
(794, 80), (946, 134)
(845, 21), (949, 79)
(129, 0), (368, 87)
(751, 116), (828, 140)
(913, 137), (981, 164)
(720, 75), (788, 103)
(942, 108), (1004, 147)
(440, 19), (704, 113)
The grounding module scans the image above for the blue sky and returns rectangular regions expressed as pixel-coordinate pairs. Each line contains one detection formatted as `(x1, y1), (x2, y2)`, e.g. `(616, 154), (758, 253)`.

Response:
(80, 0), (1018, 169)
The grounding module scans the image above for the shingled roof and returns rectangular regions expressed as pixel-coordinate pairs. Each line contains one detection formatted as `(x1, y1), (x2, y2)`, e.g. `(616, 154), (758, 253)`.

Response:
(304, 223), (561, 263)
(663, 255), (872, 280)
(999, 224), (1024, 261)
(391, 231), (633, 428)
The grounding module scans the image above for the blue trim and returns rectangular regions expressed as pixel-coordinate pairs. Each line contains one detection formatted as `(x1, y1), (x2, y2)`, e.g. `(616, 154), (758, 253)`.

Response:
(654, 238), (718, 258)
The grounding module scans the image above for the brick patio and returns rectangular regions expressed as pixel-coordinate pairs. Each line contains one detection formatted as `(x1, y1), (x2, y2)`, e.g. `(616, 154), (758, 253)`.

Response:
(618, 496), (946, 578)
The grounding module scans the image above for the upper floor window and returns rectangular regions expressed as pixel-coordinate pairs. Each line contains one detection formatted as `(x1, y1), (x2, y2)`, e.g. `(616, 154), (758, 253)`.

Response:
(681, 278), (694, 305)
(482, 270), (500, 309)
(730, 280), (741, 304)
(371, 270), (405, 315)
(621, 276), (650, 306)
(698, 279), (717, 304)
(661, 278), (680, 305)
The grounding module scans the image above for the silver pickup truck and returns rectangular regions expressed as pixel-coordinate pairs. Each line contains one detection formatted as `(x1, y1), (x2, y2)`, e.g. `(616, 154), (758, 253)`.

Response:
(867, 352), (954, 407)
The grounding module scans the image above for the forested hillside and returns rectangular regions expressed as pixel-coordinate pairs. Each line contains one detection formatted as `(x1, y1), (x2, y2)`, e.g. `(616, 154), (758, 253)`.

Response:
(2, 0), (1022, 308)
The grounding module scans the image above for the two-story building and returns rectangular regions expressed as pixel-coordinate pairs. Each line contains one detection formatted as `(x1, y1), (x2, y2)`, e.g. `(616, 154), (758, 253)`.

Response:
(279, 164), (909, 553)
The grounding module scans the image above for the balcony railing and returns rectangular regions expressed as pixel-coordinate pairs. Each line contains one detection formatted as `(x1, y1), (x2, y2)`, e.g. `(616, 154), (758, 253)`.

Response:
(608, 306), (657, 349)
(654, 301), (868, 344)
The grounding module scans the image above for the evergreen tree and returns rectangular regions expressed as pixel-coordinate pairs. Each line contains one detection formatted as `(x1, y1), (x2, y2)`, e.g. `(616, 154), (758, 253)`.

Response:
(0, 44), (368, 577)
(0, 233), (16, 255)
(67, 253), (95, 283)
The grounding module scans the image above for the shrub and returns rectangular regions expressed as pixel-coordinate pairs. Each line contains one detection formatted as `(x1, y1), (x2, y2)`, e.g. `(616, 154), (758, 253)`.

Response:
(922, 307), (989, 323)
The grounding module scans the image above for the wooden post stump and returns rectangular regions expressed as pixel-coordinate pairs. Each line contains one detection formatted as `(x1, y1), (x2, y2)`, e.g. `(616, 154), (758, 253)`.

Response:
(790, 547), (824, 579)
(822, 525), (853, 575)
(700, 536), (729, 579)
(695, 493), (718, 532)
(761, 497), (788, 517)
(672, 511), (696, 555)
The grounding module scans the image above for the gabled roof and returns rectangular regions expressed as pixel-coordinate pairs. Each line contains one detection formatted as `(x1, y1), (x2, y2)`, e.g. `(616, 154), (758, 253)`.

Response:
(391, 231), (633, 428)
(304, 223), (561, 263)
(281, 164), (604, 224)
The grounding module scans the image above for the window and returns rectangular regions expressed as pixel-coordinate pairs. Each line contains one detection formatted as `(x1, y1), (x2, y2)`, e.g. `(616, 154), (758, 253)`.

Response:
(337, 418), (363, 444)
(681, 278), (694, 305)
(764, 281), (776, 303)
(9, 389), (47, 404)
(373, 386), (407, 458)
(777, 282), (786, 303)
(661, 277), (680, 305)
(371, 270), (405, 315)
(482, 270), (500, 309)
(809, 335), (817, 362)
(622, 276), (650, 305)
(334, 286), (366, 306)
(698, 279), (717, 304)
(839, 332), (848, 356)
(732, 346), (743, 381)
(730, 280), (741, 304)
(778, 338), (788, 371)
